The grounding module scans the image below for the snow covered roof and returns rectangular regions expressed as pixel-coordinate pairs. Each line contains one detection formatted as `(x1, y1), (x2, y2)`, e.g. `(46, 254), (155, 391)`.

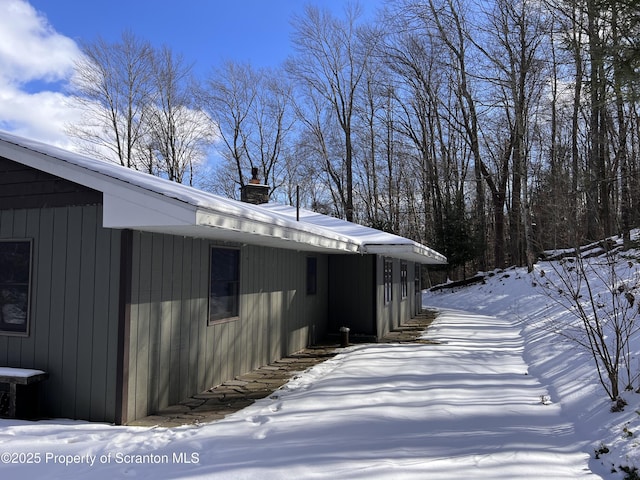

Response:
(0, 131), (446, 264)
(261, 204), (447, 264)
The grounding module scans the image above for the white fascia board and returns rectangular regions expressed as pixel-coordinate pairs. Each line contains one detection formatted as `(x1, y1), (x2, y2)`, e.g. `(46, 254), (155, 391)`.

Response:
(363, 243), (448, 264)
(260, 203), (447, 263)
(105, 194), (362, 253)
(103, 192), (197, 228)
(196, 209), (361, 253)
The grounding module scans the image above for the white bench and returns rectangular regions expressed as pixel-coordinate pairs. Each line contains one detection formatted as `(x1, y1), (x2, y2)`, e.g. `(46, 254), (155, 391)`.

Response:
(0, 367), (49, 418)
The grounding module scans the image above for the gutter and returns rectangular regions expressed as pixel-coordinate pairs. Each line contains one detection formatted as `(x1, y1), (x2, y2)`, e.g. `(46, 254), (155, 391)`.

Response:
(195, 208), (362, 254)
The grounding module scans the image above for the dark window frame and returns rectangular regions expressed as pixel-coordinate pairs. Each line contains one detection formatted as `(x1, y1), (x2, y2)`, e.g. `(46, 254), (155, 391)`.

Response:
(306, 257), (318, 295)
(384, 258), (393, 304)
(401, 261), (408, 299)
(0, 239), (33, 337)
(208, 246), (241, 325)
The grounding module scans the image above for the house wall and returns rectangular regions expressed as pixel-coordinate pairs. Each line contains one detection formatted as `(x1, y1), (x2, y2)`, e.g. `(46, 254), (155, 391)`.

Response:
(375, 257), (417, 339)
(0, 157), (332, 424)
(124, 233), (329, 423)
(0, 205), (122, 422)
(405, 261), (418, 321)
(327, 255), (375, 336)
(328, 255), (419, 340)
(414, 264), (423, 316)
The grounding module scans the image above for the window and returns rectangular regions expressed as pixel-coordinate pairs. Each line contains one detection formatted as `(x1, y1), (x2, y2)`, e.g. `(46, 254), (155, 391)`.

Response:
(401, 262), (408, 298)
(209, 247), (240, 324)
(0, 240), (32, 336)
(384, 258), (393, 304)
(306, 257), (317, 295)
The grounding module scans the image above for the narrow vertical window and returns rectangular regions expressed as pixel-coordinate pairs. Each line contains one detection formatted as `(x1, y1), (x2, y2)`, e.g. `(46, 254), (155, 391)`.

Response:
(384, 258), (393, 304)
(209, 247), (240, 324)
(0, 240), (32, 336)
(401, 261), (408, 298)
(306, 257), (317, 295)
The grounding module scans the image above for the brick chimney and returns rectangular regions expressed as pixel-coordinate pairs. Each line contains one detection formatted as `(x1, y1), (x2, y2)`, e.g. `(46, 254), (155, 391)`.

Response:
(240, 167), (269, 204)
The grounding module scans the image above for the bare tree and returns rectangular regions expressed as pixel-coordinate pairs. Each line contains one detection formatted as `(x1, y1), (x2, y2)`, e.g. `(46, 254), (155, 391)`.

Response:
(200, 60), (258, 194)
(287, 3), (378, 222)
(67, 31), (154, 168)
(379, 18), (443, 237)
(200, 62), (294, 198)
(242, 68), (295, 197)
(353, 50), (386, 229)
(291, 89), (347, 217)
(147, 46), (215, 185)
(480, 0), (548, 270)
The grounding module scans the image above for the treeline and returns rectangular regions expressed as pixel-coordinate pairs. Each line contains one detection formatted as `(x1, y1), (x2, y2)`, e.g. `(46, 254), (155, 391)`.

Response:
(66, 0), (640, 276)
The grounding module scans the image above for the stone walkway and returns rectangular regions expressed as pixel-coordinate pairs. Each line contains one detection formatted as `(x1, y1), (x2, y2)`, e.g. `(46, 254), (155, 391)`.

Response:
(129, 311), (436, 427)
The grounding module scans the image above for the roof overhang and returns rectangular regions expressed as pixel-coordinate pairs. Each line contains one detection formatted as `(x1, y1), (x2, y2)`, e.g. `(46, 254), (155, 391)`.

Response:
(260, 203), (448, 265)
(0, 131), (447, 263)
(363, 243), (448, 264)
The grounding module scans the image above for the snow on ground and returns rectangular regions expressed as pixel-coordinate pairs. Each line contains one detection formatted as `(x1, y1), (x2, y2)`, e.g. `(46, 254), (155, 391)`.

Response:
(2, 241), (640, 479)
(0, 309), (599, 479)
(425, 240), (640, 479)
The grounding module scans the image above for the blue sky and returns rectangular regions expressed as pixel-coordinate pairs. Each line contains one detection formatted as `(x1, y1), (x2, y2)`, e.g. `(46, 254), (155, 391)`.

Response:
(0, 0), (382, 148)
(28, 0), (330, 72)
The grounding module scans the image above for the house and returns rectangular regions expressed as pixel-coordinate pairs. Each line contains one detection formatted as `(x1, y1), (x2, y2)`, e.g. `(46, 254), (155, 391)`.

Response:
(0, 131), (446, 424)
(261, 204), (445, 340)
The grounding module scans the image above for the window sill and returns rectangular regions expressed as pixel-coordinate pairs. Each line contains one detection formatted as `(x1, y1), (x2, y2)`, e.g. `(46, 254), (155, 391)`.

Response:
(208, 316), (240, 326)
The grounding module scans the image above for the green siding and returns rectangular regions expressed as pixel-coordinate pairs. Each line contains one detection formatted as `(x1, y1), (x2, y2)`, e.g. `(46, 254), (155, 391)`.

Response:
(375, 257), (417, 339)
(0, 204), (420, 424)
(124, 235), (329, 423)
(0, 206), (121, 422)
(328, 255), (375, 335)
(328, 255), (419, 340)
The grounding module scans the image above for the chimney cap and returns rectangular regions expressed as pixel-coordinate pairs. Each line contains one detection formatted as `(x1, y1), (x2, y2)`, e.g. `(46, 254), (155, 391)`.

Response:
(249, 167), (260, 184)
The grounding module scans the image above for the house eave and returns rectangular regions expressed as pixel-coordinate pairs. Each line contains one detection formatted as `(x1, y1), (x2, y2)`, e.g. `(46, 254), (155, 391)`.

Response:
(363, 243), (448, 265)
(0, 131), (446, 261)
(102, 202), (362, 254)
(195, 209), (361, 253)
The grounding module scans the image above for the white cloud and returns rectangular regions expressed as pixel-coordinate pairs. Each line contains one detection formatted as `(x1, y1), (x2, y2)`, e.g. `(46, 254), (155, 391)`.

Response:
(0, 0), (82, 147)
(0, 85), (82, 149)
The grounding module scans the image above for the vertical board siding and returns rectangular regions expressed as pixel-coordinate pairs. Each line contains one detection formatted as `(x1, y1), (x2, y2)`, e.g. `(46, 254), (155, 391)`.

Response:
(92, 228), (120, 420)
(62, 207), (82, 417)
(74, 207), (97, 420)
(1, 204), (420, 423)
(376, 257), (397, 339)
(158, 235), (173, 411)
(126, 236), (329, 422)
(33, 209), (53, 380)
(0, 205), (121, 422)
(328, 255), (375, 336)
(168, 236), (183, 404)
(375, 258), (417, 339)
(178, 237), (192, 400)
(48, 209), (67, 415)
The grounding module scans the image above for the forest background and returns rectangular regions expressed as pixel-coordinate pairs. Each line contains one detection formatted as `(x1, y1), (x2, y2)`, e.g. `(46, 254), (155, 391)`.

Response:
(64, 0), (640, 281)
